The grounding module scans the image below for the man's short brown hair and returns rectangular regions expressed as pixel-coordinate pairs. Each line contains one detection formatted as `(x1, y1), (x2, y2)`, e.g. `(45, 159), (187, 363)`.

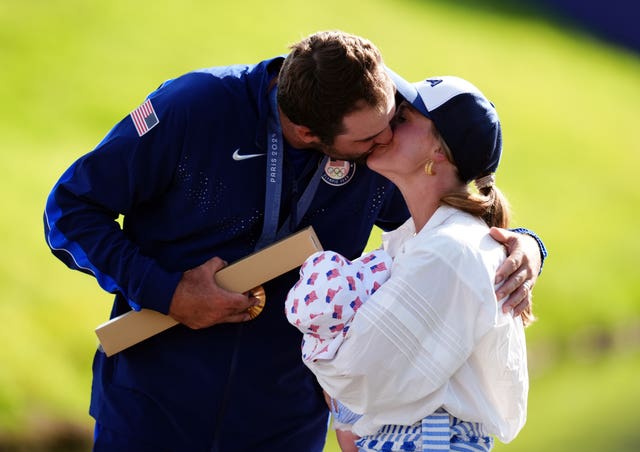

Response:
(277, 30), (391, 145)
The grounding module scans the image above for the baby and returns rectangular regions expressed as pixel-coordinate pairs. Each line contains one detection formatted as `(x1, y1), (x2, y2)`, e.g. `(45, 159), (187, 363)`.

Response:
(285, 249), (392, 444)
(285, 249), (393, 362)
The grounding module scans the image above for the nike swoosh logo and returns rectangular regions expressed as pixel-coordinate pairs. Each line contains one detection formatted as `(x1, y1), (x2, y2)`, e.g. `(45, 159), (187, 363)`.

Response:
(232, 149), (266, 161)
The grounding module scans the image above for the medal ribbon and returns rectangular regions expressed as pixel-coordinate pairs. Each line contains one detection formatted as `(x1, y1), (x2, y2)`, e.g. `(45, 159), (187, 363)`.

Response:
(255, 88), (285, 251)
(277, 154), (328, 240)
(255, 88), (328, 251)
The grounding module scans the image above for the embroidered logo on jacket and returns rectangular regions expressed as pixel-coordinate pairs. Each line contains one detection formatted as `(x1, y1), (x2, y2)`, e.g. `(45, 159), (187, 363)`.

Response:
(321, 159), (355, 186)
(130, 99), (159, 136)
(232, 149), (266, 161)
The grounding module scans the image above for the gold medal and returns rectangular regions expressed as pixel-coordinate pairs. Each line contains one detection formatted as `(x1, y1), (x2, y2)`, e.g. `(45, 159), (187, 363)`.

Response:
(246, 285), (266, 319)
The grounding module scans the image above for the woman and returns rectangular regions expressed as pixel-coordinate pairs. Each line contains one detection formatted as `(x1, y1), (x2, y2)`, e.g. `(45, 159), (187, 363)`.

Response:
(288, 75), (533, 451)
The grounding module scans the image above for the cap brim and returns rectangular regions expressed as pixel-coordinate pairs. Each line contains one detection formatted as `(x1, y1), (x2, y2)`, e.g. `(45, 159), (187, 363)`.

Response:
(384, 66), (431, 118)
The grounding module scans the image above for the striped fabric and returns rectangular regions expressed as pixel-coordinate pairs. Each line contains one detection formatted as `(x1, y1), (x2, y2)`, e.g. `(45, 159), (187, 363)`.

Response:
(422, 410), (451, 451)
(355, 409), (493, 451)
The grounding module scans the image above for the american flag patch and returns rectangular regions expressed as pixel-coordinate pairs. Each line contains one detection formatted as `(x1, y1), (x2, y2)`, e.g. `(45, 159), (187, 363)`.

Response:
(130, 99), (159, 136)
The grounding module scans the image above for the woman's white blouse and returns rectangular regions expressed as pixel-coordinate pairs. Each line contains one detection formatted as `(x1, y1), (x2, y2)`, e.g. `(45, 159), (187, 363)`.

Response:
(308, 206), (528, 443)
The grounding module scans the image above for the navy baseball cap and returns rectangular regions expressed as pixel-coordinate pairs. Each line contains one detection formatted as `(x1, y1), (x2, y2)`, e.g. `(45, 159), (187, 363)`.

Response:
(386, 68), (502, 183)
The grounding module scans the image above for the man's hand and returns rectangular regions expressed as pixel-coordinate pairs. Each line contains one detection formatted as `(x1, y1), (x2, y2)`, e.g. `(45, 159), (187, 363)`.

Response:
(489, 227), (541, 316)
(168, 256), (260, 329)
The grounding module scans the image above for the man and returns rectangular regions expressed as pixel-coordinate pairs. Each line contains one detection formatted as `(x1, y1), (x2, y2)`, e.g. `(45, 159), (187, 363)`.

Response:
(44, 31), (545, 451)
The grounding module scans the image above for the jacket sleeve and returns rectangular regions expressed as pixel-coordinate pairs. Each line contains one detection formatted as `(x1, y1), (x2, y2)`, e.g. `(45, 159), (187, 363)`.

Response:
(43, 87), (186, 314)
(510, 227), (548, 273)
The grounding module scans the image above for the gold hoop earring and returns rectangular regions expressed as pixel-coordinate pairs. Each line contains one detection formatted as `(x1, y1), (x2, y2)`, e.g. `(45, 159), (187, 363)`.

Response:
(424, 160), (435, 176)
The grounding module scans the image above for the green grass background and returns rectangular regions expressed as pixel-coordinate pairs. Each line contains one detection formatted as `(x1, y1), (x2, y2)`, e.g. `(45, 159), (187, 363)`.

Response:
(1, 0), (639, 450)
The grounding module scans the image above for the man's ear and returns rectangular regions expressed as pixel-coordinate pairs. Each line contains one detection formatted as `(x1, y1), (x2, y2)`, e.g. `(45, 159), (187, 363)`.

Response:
(293, 124), (320, 145)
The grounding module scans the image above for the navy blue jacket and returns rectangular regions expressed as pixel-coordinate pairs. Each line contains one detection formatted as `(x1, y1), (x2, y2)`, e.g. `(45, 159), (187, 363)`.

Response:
(44, 57), (410, 451)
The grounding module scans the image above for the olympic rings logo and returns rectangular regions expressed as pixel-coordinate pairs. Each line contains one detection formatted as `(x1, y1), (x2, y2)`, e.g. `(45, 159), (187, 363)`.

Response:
(322, 160), (356, 186)
(325, 167), (347, 178)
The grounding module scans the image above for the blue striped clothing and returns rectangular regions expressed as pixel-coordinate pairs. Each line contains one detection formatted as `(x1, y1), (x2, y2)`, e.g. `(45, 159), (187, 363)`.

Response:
(334, 406), (493, 451)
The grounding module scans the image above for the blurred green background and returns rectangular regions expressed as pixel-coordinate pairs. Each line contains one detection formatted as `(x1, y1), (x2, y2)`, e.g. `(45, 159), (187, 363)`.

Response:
(1, 0), (638, 450)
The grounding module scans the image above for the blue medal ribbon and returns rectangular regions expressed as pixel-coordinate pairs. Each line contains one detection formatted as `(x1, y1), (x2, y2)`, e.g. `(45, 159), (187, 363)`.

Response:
(277, 154), (328, 240)
(255, 88), (329, 251)
(255, 88), (285, 251)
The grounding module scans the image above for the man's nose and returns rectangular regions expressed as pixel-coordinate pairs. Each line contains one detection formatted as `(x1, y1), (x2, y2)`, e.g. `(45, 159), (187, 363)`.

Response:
(373, 126), (393, 145)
